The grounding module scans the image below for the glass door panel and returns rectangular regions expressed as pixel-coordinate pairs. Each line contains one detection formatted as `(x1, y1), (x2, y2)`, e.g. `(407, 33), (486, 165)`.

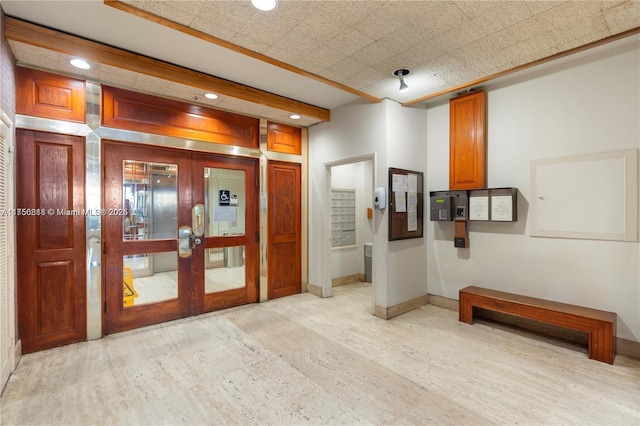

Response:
(204, 168), (246, 237)
(202, 167), (247, 294)
(123, 252), (178, 307)
(193, 156), (258, 313)
(204, 246), (246, 293)
(105, 141), (258, 333)
(104, 141), (191, 335)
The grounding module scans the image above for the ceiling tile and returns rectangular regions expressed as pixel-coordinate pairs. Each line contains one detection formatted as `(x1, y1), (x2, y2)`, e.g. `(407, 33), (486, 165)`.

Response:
(136, 0), (204, 27)
(325, 57), (370, 80)
(6, 0), (638, 124)
(604, 1), (640, 33)
(196, 1), (257, 32)
(351, 1), (435, 41)
(99, 64), (138, 88)
(190, 15), (238, 42)
(325, 27), (376, 57)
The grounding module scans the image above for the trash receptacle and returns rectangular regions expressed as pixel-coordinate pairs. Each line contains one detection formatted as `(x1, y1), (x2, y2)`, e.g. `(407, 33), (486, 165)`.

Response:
(364, 242), (372, 283)
(224, 246), (244, 267)
(223, 232), (244, 267)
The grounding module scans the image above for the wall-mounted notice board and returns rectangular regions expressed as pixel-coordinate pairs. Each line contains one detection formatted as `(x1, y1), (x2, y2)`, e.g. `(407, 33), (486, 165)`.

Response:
(530, 149), (638, 241)
(468, 188), (518, 222)
(388, 167), (424, 241)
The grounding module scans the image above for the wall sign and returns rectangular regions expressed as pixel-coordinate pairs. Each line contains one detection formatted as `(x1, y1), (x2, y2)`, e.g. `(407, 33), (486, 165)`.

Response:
(219, 190), (231, 206)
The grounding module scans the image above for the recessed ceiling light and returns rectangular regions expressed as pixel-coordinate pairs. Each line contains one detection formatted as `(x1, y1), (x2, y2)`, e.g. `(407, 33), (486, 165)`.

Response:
(70, 58), (91, 70)
(251, 0), (277, 11)
(204, 93), (218, 100)
(289, 114), (301, 120)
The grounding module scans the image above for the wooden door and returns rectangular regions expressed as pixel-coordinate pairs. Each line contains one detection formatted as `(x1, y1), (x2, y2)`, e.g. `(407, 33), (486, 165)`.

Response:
(103, 141), (192, 334)
(191, 154), (259, 313)
(17, 130), (86, 353)
(103, 141), (259, 334)
(267, 160), (301, 299)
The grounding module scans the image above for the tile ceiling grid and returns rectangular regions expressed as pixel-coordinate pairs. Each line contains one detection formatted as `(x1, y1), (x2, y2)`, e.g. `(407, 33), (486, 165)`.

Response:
(123, 0), (640, 105)
(7, 1), (639, 127)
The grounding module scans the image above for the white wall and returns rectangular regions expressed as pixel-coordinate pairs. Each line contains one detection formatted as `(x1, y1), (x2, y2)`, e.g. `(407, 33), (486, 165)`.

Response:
(309, 99), (428, 307)
(426, 35), (640, 342)
(384, 101), (429, 307)
(331, 161), (373, 279)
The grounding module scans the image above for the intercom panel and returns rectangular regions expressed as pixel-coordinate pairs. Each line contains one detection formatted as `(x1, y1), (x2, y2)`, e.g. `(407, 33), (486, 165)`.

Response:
(430, 196), (452, 221)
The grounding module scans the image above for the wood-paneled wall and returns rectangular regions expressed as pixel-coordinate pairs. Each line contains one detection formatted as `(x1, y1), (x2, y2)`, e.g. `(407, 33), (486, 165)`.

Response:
(16, 67), (85, 123)
(267, 122), (301, 155)
(102, 86), (260, 148)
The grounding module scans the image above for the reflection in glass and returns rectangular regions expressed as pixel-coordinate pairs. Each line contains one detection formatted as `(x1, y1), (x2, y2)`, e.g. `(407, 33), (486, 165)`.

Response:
(205, 247), (245, 293)
(204, 168), (245, 237)
(123, 160), (178, 241)
(123, 252), (178, 307)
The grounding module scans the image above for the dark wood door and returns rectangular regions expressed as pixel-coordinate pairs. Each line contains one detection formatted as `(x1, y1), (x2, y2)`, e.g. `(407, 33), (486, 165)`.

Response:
(17, 130), (86, 353)
(267, 160), (301, 299)
(191, 154), (259, 313)
(103, 141), (192, 334)
(103, 141), (258, 334)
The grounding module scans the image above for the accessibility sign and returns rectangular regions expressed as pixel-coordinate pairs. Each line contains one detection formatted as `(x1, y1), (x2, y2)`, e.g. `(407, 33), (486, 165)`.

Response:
(219, 190), (231, 206)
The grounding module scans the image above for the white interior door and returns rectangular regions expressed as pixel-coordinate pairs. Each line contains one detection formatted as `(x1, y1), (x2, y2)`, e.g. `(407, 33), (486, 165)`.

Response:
(0, 112), (17, 393)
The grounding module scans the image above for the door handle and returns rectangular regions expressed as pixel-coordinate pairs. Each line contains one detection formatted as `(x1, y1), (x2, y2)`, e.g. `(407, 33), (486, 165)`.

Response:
(178, 226), (192, 257)
(192, 204), (204, 237)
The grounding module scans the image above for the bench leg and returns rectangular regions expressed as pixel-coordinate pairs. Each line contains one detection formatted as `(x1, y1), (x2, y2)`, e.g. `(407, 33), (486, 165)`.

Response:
(588, 324), (615, 364)
(459, 294), (474, 324)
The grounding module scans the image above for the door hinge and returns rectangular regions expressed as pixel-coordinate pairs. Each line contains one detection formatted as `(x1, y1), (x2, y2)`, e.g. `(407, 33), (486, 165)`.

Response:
(255, 177), (259, 188)
(255, 277), (259, 291)
(104, 301), (107, 313)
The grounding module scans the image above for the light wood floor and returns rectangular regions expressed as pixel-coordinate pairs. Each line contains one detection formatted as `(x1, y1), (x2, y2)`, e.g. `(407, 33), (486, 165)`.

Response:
(1, 282), (639, 425)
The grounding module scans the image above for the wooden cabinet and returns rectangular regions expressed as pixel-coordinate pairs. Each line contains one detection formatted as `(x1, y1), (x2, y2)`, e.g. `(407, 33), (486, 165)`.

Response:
(267, 122), (301, 155)
(449, 90), (486, 190)
(16, 67), (86, 123)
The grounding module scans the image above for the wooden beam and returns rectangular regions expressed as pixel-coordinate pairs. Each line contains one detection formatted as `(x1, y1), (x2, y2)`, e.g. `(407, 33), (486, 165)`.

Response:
(4, 17), (331, 122)
(105, 0), (382, 105)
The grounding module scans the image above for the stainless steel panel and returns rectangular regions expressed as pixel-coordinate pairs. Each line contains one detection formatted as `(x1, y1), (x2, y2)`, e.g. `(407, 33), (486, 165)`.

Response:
(85, 82), (102, 340)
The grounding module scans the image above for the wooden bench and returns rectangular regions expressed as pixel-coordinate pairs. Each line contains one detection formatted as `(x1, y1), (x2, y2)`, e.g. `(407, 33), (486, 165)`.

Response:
(459, 286), (616, 364)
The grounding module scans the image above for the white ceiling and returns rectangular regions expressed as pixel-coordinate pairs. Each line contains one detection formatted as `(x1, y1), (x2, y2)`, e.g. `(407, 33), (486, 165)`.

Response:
(2, 0), (639, 127)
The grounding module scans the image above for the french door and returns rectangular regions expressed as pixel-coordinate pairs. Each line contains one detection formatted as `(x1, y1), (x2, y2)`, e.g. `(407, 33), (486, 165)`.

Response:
(103, 141), (258, 334)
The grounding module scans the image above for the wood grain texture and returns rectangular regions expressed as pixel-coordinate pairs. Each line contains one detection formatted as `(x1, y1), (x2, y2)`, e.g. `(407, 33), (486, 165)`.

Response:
(16, 130), (86, 353)
(267, 122), (302, 155)
(459, 285), (616, 364)
(103, 141), (259, 334)
(102, 86), (259, 148)
(5, 17), (330, 121)
(449, 90), (486, 190)
(267, 161), (301, 300)
(105, 0), (381, 105)
(16, 67), (85, 123)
